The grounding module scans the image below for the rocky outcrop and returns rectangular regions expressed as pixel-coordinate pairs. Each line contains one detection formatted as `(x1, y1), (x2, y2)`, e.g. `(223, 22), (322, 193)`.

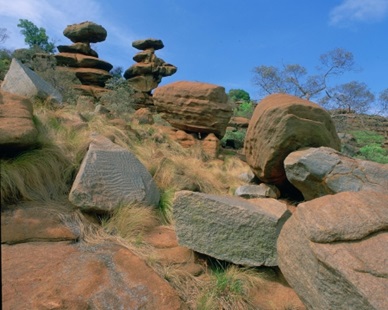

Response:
(55, 21), (112, 98)
(277, 191), (388, 310)
(69, 134), (160, 212)
(0, 90), (38, 153)
(1, 58), (62, 103)
(153, 81), (233, 138)
(173, 191), (290, 266)
(284, 146), (388, 200)
(244, 93), (341, 185)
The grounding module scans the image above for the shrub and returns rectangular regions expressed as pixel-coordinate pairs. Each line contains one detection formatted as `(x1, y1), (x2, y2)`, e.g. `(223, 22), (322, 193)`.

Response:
(234, 101), (255, 118)
(357, 144), (388, 164)
(221, 129), (246, 149)
(350, 130), (384, 145)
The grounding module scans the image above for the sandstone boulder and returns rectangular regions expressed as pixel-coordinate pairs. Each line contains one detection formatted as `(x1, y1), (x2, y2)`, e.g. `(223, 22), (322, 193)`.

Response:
(277, 191), (388, 310)
(173, 191), (290, 266)
(55, 52), (113, 71)
(1, 58), (62, 103)
(284, 146), (388, 200)
(153, 81), (233, 138)
(0, 90), (38, 151)
(2, 241), (184, 309)
(69, 134), (160, 212)
(244, 93), (340, 185)
(63, 21), (107, 43)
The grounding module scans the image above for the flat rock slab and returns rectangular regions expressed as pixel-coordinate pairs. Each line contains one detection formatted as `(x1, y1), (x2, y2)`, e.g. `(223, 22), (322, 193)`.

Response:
(132, 38), (164, 50)
(173, 191), (290, 266)
(2, 241), (183, 309)
(1, 201), (79, 244)
(69, 134), (160, 212)
(278, 190), (388, 310)
(284, 146), (388, 200)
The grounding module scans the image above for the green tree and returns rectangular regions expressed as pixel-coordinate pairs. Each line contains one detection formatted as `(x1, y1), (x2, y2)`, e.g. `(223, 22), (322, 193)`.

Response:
(252, 48), (355, 100)
(228, 89), (251, 103)
(17, 19), (55, 53)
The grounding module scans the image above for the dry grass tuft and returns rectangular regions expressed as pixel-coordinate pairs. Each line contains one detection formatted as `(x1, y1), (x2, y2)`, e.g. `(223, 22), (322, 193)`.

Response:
(102, 202), (158, 243)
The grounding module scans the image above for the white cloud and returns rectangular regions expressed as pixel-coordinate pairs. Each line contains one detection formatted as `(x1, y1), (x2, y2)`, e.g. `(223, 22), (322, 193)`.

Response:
(329, 0), (388, 26)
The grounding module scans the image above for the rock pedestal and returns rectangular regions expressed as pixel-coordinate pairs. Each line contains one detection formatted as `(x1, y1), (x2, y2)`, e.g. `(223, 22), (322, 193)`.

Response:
(55, 21), (112, 98)
(124, 38), (177, 109)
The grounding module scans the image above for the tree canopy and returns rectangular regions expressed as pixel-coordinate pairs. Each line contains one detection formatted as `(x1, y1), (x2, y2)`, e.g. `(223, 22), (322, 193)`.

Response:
(252, 48), (383, 114)
(17, 19), (56, 53)
(228, 89), (251, 102)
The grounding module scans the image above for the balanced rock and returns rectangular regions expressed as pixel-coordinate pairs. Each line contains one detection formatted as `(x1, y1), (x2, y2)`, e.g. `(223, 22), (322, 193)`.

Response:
(1, 58), (62, 103)
(55, 21), (112, 97)
(69, 134), (160, 212)
(284, 146), (388, 200)
(63, 21), (107, 43)
(124, 38), (177, 109)
(278, 191), (388, 310)
(132, 38), (164, 50)
(173, 191), (290, 266)
(0, 90), (38, 152)
(153, 81), (233, 138)
(244, 93), (340, 185)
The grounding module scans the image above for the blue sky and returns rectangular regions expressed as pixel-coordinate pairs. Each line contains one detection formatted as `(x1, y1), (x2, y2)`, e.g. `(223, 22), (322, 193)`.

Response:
(1, 0), (387, 104)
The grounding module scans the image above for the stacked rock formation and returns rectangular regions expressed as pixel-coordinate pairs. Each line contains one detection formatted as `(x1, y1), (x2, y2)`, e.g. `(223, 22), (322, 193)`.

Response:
(124, 38), (177, 109)
(55, 21), (113, 98)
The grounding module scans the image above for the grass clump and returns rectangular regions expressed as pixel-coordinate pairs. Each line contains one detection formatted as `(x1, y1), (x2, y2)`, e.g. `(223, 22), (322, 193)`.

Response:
(102, 202), (158, 244)
(157, 188), (175, 224)
(197, 265), (265, 310)
(350, 130), (388, 164)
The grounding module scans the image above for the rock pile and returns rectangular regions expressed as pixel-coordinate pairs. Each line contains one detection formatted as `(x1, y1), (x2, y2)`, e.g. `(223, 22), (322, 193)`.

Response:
(124, 38), (177, 109)
(55, 21), (113, 98)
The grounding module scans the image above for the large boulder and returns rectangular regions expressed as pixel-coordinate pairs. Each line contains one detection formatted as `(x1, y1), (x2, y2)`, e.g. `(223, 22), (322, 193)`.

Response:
(63, 21), (107, 43)
(0, 90), (38, 151)
(1, 58), (62, 103)
(284, 146), (388, 200)
(69, 134), (160, 212)
(173, 191), (290, 266)
(244, 93), (340, 185)
(2, 242), (184, 309)
(132, 38), (164, 50)
(55, 52), (113, 71)
(153, 81), (233, 138)
(277, 191), (388, 310)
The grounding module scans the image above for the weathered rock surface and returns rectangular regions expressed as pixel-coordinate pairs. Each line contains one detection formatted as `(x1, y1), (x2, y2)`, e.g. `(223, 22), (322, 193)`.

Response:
(57, 42), (98, 57)
(0, 90), (38, 151)
(1, 201), (79, 244)
(284, 146), (388, 200)
(278, 191), (388, 310)
(55, 52), (113, 71)
(201, 133), (220, 159)
(228, 116), (250, 128)
(235, 183), (280, 199)
(1, 58), (62, 103)
(69, 134), (160, 212)
(153, 81), (233, 138)
(2, 241), (184, 310)
(173, 191), (290, 266)
(63, 21), (107, 43)
(244, 93), (340, 185)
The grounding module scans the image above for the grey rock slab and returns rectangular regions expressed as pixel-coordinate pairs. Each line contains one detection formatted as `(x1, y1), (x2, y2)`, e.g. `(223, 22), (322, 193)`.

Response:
(284, 146), (388, 200)
(173, 191), (290, 266)
(1, 58), (62, 103)
(235, 183), (280, 199)
(69, 135), (159, 212)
